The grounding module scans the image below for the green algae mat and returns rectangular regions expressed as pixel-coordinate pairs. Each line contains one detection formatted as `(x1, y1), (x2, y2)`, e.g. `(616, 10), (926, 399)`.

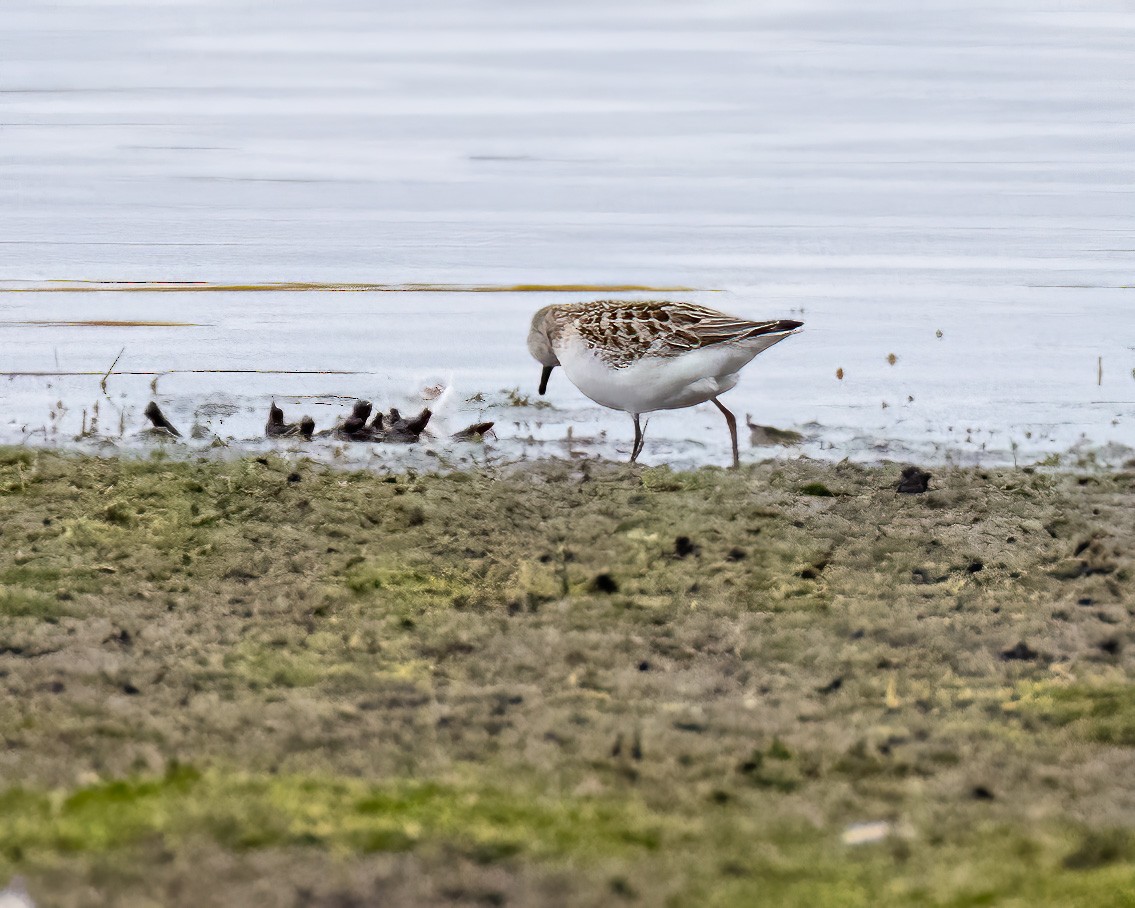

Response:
(1, 448), (1134, 906)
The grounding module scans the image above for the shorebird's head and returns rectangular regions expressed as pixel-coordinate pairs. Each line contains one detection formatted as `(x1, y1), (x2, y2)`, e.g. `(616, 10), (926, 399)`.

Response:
(527, 306), (561, 394)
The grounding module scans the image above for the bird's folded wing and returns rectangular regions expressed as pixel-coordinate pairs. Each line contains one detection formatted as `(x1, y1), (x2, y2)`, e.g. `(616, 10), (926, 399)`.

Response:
(647, 306), (798, 356)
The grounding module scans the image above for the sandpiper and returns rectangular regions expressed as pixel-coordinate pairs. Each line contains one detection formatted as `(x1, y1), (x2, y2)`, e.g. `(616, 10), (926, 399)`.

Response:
(527, 300), (802, 467)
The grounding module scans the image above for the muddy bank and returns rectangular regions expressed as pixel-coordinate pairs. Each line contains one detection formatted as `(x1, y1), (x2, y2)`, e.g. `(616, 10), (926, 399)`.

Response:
(1, 449), (1133, 906)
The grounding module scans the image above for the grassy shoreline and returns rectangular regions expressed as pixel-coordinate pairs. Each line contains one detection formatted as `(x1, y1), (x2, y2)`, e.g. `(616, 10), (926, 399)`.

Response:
(1, 448), (1133, 905)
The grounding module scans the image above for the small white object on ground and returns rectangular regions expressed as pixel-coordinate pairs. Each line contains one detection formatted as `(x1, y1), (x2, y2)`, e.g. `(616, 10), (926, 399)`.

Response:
(841, 821), (893, 846)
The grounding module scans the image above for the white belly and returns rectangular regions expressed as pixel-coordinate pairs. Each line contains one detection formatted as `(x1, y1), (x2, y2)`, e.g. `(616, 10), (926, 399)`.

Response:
(558, 342), (750, 415)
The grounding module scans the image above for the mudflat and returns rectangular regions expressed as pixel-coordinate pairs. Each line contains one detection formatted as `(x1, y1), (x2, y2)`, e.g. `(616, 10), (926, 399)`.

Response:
(1, 448), (1133, 906)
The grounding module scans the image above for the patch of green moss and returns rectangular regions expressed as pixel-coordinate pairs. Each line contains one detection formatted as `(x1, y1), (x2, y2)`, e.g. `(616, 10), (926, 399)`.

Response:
(225, 646), (330, 689)
(0, 586), (74, 620)
(737, 739), (805, 792)
(799, 482), (835, 497)
(1019, 682), (1135, 746)
(344, 563), (486, 612)
(0, 767), (665, 863)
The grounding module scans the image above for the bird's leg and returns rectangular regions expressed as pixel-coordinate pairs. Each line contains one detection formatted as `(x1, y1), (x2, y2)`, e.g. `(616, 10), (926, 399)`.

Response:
(630, 413), (644, 463)
(712, 397), (739, 469)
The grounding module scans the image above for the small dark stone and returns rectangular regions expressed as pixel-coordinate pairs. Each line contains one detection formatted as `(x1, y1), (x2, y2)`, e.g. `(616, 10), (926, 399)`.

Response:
(1073, 539), (1092, 556)
(1098, 638), (1122, 656)
(287, 472), (301, 483)
(971, 785), (996, 801)
(966, 560), (984, 573)
(897, 465), (932, 494)
(726, 547), (747, 561)
(609, 877), (637, 900)
(637, 660), (651, 672)
(674, 536), (700, 558)
(1078, 597), (1095, 606)
(122, 681), (141, 695)
(799, 557), (829, 580)
(999, 641), (1039, 661)
(591, 573), (619, 594)
(817, 677), (843, 694)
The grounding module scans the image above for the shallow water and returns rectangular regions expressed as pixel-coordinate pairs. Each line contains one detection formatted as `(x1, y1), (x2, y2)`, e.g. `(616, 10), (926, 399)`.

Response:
(2, 0), (1133, 467)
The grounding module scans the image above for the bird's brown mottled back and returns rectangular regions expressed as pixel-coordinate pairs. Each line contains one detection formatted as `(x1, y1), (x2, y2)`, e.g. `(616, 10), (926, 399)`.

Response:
(547, 300), (801, 368)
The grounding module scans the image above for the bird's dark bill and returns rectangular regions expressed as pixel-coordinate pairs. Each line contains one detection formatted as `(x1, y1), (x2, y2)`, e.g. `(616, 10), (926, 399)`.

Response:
(538, 365), (555, 395)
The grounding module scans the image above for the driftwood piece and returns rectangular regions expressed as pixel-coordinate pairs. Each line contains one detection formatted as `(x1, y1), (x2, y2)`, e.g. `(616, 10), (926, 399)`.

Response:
(452, 421), (495, 440)
(144, 401), (181, 437)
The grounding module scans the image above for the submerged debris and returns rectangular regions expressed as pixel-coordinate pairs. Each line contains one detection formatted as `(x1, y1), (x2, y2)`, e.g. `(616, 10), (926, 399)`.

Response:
(264, 400), (490, 445)
(143, 401), (181, 437)
(382, 406), (433, 443)
(143, 397), (490, 448)
(745, 415), (803, 447)
(897, 466), (932, 494)
(451, 421), (496, 441)
(265, 401), (314, 440)
(337, 400), (377, 440)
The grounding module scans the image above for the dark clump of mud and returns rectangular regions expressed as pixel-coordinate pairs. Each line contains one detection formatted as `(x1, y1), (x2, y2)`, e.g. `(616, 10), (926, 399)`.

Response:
(0, 449), (1134, 907)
